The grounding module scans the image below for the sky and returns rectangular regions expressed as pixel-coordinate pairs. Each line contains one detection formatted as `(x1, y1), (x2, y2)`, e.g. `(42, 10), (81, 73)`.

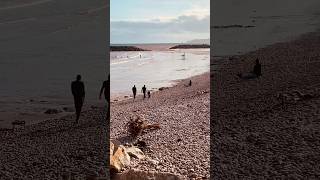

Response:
(110, 0), (210, 44)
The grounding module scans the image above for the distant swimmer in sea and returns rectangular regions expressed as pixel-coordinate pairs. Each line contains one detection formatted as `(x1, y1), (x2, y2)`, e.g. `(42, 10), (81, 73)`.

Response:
(99, 74), (110, 119)
(71, 75), (85, 124)
(182, 52), (186, 60)
(148, 91), (151, 98)
(237, 58), (262, 79)
(132, 85), (137, 100)
(142, 85), (147, 99)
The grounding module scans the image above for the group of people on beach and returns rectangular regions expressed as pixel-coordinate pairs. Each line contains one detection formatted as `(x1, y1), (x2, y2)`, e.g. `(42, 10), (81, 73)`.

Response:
(131, 85), (151, 100)
(71, 74), (110, 124)
(69, 59), (261, 123)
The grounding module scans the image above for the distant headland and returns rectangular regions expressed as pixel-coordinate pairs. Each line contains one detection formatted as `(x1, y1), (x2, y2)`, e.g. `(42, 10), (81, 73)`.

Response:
(169, 44), (210, 49)
(110, 46), (150, 51)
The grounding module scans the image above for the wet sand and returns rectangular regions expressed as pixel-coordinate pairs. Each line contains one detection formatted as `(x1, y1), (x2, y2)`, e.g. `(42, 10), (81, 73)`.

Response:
(212, 32), (320, 178)
(111, 73), (210, 179)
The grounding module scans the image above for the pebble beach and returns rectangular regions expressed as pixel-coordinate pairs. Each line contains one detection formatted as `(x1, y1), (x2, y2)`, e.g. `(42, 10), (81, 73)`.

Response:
(110, 73), (210, 179)
(212, 32), (320, 179)
(0, 107), (109, 179)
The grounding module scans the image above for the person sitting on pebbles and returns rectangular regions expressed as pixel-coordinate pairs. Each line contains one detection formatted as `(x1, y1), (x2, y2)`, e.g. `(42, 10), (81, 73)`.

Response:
(237, 58), (262, 79)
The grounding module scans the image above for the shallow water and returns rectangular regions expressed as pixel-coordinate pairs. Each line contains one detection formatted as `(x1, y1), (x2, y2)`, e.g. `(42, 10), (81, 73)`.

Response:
(110, 48), (210, 98)
(213, 0), (320, 56)
(0, 0), (108, 128)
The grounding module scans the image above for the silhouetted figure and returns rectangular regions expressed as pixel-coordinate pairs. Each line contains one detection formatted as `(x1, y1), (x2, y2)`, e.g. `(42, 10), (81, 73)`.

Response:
(253, 58), (262, 77)
(189, 80), (192, 86)
(237, 59), (262, 79)
(100, 75), (110, 119)
(71, 75), (85, 123)
(148, 91), (151, 98)
(141, 85), (147, 99)
(132, 85), (137, 99)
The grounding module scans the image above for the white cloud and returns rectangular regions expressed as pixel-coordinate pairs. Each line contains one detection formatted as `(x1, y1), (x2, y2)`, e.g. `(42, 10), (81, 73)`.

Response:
(110, 0), (210, 43)
(112, 1), (210, 22)
(111, 14), (210, 43)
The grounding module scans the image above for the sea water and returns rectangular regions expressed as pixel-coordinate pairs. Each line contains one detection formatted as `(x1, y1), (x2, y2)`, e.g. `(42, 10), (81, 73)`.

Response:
(110, 46), (210, 99)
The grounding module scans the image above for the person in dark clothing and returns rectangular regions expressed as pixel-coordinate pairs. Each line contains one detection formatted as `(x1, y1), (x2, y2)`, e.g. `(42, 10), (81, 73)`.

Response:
(237, 59), (262, 79)
(253, 58), (262, 77)
(189, 80), (192, 86)
(132, 85), (137, 99)
(148, 91), (151, 98)
(71, 75), (85, 123)
(141, 85), (147, 99)
(99, 74), (110, 119)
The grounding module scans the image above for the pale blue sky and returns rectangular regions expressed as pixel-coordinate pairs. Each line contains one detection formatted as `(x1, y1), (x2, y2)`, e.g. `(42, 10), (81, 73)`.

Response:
(110, 0), (210, 44)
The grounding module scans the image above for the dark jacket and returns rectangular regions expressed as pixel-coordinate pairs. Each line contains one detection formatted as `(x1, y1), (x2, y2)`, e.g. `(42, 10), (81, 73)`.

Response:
(100, 80), (110, 100)
(132, 87), (137, 94)
(71, 81), (85, 97)
(253, 63), (262, 77)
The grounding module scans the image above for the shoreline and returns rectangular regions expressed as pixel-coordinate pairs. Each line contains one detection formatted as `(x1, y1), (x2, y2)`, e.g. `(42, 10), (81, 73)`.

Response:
(110, 48), (210, 102)
(110, 76), (190, 103)
(0, 98), (105, 129)
(111, 71), (210, 103)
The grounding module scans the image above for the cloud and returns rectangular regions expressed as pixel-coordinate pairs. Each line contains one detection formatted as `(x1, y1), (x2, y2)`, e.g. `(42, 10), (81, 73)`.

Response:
(110, 0), (210, 43)
(111, 14), (210, 43)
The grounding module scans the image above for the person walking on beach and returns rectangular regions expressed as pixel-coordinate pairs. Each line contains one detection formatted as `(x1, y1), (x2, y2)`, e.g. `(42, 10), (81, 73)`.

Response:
(132, 85), (137, 100)
(142, 85), (147, 99)
(99, 74), (110, 119)
(71, 75), (85, 124)
(189, 80), (192, 86)
(148, 91), (151, 98)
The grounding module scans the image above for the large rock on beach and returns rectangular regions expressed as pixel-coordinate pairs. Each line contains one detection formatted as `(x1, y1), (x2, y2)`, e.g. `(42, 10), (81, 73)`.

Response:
(44, 108), (62, 114)
(63, 107), (74, 112)
(110, 142), (131, 173)
(126, 146), (145, 160)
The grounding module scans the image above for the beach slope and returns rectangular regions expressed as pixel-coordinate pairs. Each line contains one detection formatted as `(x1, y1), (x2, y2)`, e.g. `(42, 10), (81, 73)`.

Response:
(212, 32), (320, 179)
(111, 73), (210, 179)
